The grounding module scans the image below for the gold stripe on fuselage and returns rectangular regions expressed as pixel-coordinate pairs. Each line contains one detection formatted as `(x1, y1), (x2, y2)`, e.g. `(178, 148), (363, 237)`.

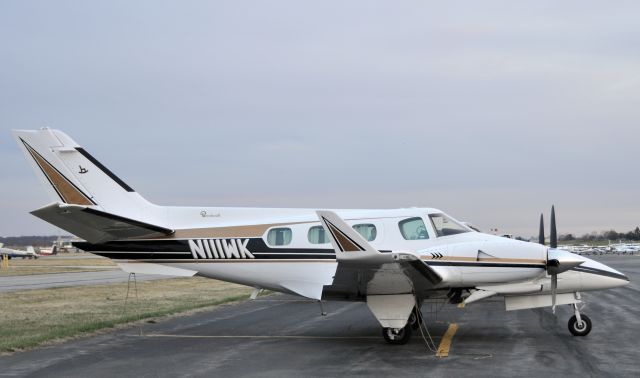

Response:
(166, 221), (314, 239)
(421, 256), (545, 264)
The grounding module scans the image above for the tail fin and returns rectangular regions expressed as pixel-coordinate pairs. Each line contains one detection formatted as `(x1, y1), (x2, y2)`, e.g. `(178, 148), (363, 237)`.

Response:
(26, 246), (35, 254)
(13, 128), (160, 224)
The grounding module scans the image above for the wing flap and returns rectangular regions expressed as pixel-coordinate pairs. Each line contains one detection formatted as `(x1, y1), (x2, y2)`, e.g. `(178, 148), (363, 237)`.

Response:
(31, 202), (174, 243)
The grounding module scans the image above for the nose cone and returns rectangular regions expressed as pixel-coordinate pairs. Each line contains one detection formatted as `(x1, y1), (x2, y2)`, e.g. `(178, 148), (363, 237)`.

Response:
(574, 256), (630, 290)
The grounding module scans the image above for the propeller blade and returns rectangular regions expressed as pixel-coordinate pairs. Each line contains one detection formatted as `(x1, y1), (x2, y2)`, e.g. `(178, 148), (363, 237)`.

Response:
(538, 214), (545, 245)
(551, 274), (557, 314)
(550, 205), (557, 249)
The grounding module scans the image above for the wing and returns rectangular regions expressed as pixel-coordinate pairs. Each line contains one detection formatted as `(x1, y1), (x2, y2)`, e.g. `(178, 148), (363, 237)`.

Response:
(317, 211), (442, 297)
(32, 202), (174, 243)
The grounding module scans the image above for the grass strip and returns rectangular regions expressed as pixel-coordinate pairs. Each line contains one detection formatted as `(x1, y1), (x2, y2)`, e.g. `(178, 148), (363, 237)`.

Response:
(0, 255), (117, 276)
(0, 267), (111, 276)
(0, 277), (252, 353)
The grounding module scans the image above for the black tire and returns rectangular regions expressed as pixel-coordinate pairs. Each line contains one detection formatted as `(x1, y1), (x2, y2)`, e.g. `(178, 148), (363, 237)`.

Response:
(568, 314), (592, 336)
(408, 312), (420, 330)
(382, 325), (412, 345)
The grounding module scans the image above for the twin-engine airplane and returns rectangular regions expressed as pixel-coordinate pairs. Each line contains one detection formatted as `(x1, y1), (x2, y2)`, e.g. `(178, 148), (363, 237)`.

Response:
(13, 128), (629, 344)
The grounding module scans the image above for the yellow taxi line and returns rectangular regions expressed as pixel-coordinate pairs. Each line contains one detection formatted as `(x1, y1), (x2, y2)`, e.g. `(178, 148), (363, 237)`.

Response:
(436, 323), (459, 358)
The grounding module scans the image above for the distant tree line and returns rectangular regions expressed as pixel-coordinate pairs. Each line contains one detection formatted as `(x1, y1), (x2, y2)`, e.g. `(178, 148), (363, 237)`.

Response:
(0, 235), (64, 247)
(559, 227), (640, 242)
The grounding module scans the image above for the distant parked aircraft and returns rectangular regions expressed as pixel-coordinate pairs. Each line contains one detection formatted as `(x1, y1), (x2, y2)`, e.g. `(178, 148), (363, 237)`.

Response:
(0, 243), (39, 259)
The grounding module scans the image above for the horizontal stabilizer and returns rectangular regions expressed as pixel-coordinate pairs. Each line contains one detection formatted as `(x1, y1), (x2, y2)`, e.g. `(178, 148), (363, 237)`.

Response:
(31, 203), (174, 243)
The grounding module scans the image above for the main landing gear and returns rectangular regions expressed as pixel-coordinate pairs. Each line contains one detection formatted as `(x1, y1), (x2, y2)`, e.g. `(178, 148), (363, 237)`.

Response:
(568, 303), (592, 336)
(381, 307), (421, 345)
(382, 324), (412, 345)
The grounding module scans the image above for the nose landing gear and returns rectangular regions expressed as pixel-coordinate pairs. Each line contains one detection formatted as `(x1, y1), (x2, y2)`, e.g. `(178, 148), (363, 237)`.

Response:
(568, 302), (592, 336)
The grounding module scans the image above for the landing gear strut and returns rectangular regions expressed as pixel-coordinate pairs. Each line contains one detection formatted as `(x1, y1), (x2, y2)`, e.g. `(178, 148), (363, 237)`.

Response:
(568, 303), (592, 336)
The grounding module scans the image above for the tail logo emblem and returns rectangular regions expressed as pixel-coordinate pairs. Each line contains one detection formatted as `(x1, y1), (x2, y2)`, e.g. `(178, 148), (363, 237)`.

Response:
(78, 165), (88, 174)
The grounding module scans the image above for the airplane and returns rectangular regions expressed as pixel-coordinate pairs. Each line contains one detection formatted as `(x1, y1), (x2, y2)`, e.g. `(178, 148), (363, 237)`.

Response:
(0, 243), (39, 259)
(609, 243), (640, 255)
(37, 244), (57, 256)
(12, 128), (629, 344)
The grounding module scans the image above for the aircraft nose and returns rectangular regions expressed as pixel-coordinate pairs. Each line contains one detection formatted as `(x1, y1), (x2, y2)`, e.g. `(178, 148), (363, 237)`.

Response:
(615, 271), (630, 285)
(575, 257), (630, 290)
(608, 271), (630, 287)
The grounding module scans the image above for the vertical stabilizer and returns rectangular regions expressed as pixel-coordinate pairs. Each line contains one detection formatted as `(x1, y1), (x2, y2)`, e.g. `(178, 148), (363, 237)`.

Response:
(13, 128), (163, 226)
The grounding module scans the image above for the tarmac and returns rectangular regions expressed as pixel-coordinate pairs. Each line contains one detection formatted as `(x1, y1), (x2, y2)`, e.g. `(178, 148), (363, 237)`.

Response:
(1, 255), (638, 377)
(0, 270), (172, 292)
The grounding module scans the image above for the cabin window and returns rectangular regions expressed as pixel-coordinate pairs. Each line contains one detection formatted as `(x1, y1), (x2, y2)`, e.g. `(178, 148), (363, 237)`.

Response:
(267, 228), (292, 246)
(429, 214), (470, 237)
(353, 224), (377, 241)
(308, 226), (330, 244)
(398, 217), (429, 240)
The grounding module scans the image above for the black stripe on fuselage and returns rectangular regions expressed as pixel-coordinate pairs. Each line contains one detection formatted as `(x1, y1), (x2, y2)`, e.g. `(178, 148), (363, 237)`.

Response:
(570, 266), (629, 281)
(73, 239), (548, 268)
(74, 239), (336, 260)
(74, 239), (335, 254)
(94, 253), (337, 260)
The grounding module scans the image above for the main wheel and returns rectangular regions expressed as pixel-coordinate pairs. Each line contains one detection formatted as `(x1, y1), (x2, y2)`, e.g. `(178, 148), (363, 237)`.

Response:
(408, 312), (420, 330)
(382, 325), (412, 345)
(568, 314), (592, 336)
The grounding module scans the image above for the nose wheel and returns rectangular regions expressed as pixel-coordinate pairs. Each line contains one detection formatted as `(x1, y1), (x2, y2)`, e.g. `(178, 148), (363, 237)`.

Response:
(568, 303), (591, 336)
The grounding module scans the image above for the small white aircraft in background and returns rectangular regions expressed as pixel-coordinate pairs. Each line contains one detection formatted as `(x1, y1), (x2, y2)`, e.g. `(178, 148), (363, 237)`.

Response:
(0, 243), (39, 259)
(12, 128), (629, 344)
(609, 243), (640, 255)
(37, 244), (57, 256)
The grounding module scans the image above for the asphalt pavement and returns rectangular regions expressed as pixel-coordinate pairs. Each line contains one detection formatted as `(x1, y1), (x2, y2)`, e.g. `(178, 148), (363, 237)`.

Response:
(0, 270), (172, 292)
(1, 255), (638, 377)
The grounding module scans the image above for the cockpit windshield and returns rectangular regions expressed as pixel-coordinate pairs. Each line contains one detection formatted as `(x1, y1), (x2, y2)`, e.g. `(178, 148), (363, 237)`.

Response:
(429, 213), (471, 237)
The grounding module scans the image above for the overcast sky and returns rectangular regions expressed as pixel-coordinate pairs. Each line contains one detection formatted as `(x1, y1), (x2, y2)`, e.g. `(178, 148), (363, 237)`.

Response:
(1, 1), (639, 238)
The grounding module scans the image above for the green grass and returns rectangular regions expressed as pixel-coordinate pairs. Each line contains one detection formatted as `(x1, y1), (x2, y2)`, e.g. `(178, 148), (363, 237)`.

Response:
(0, 277), (252, 353)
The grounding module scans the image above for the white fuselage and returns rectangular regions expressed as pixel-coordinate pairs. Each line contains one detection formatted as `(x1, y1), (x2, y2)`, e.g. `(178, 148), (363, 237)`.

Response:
(79, 206), (628, 301)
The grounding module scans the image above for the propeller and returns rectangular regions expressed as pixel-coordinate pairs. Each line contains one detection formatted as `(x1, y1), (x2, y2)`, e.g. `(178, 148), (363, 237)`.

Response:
(550, 205), (557, 249)
(539, 205), (583, 314)
(538, 214), (545, 245)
